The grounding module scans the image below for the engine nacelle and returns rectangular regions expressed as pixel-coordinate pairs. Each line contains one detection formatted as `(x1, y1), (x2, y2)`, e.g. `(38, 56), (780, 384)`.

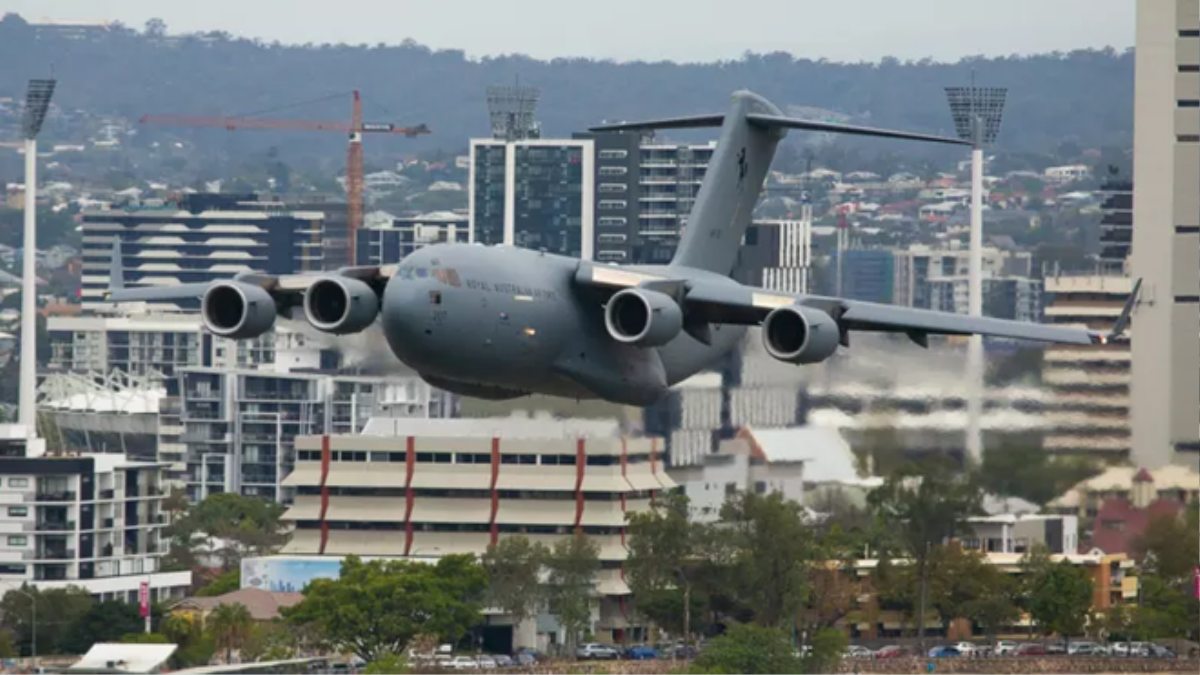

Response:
(201, 281), (277, 339)
(604, 288), (683, 348)
(303, 276), (380, 335)
(762, 304), (841, 365)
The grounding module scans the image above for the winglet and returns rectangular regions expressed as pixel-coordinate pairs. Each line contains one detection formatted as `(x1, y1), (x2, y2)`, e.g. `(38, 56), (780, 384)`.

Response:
(107, 239), (124, 298)
(1092, 278), (1141, 344)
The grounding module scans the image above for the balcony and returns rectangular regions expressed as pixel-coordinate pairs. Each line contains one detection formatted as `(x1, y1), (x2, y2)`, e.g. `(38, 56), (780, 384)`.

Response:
(98, 489), (115, 500)
(24, 520), (75, 532)
(33, 491), (77, 503)
(102, 517), (115, 529)
(24, 549), (76, 561)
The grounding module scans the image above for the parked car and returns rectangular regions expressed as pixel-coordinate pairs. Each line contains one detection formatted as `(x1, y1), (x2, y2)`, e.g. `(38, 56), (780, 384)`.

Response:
(576, 643), (621, 660)
(1067, 641), (1100, 656)
(846, 645), (873, 659)
(514, 648), (543, 666)
(1012, 643), (1047, 656)
(493, 654), (515, 667)
(624, 645), (659, 660)
(1147, 644), (1176, 658)
(476, 655), (497, 669)
(447, 656), (479, 670)
(874, 645), (906, 658)
(928, 646), (962, 658)
(953, 642), (977, 655)
(994, 641), (1019, 655)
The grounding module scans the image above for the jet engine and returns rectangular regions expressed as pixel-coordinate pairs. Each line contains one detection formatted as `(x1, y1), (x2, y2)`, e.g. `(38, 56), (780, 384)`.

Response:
(604, 288), (683, 348)
(201, 281), (277, 339)
(762, 304), (840, 365)
(303, 276), (380, 334)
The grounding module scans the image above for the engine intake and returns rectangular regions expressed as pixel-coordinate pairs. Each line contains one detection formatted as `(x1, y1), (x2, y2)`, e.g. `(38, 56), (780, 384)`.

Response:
(303, 276), (380, 334)
(604, 288), (682, 348)
(201, 281), (277, 339)
(762, 304), (840, 365)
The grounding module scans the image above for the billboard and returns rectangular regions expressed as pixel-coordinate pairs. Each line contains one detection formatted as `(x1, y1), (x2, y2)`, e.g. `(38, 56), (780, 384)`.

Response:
(241, 557), (343, 593)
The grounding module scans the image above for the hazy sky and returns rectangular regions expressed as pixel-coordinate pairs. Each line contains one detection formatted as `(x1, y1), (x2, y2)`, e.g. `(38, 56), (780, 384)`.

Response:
(5, 0), (1134, 63)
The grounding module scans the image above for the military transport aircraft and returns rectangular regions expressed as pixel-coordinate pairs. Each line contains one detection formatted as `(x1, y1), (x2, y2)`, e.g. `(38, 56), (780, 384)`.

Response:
(108, 90), (1137, 406)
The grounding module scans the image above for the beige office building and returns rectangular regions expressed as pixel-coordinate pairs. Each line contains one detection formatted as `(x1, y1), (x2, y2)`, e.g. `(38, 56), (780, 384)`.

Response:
(1130, 0), (1199, 468)
(280, 417), (674, 645)
(1042, 275), (1134, 458)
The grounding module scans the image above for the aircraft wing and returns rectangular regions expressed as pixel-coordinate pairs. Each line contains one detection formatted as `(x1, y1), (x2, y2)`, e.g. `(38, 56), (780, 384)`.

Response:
(574, 263), (1140, 347)
(105, 241), (397, 305)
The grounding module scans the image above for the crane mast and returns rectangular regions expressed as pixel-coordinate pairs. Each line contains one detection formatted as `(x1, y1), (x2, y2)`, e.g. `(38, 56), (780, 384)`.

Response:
(140, 91), (430, 266)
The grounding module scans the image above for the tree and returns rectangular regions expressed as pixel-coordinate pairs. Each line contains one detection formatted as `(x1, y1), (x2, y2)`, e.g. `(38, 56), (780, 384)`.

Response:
(284, 554), (486, 662)
(691, 623), (801, 674)
(363, 652), (409, 674)
(543, 533), (600, 654)
(168, 493), (289, 571)
(1135, 503), (1200, 585)
(207, 603), (254, 663)
(803, 627), (849, 673)
(63, 600), (145, 655)
(965, 574), (1021, 644)
(239, 621), (296, 663)
(143, 18), (167, 38)
(868, 457), (983, 646)
(626, 492), (720, 643)
(0, 585), (93, 657)
(480, 536), (547, 631)
(979, 443), (1101, 507)
(197, 569), (241, 597)
(162, 614), (217, 669)
(720, 490), (816, 628)
(1028, 561), (1093, 642)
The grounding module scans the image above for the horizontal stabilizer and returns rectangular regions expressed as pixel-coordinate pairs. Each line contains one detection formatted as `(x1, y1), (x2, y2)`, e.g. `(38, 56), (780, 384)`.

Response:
(746, 114), (970, 146)
(588, 114), (725, 132)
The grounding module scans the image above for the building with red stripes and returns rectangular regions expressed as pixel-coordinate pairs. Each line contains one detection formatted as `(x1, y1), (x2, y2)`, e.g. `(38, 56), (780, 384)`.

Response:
(277, 417), (674, 648)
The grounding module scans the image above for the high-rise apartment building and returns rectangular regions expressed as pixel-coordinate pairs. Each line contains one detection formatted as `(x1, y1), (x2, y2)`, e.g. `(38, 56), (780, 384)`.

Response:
(927, 276), (1043, 323)
(0, 447), (191, 602)
(1098, 177), (1134, 263)
(468, 139), (594, 260)
(892, 244), (1033, 310)
(1130, 0), (1200, 468)
(469, 133), (715, 264)
(81, 193), (324, 312)
(354, 212), (469, 266)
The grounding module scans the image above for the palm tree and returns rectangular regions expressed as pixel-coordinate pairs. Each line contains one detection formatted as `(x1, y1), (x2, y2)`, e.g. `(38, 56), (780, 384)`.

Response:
(207, 603), (254, 664)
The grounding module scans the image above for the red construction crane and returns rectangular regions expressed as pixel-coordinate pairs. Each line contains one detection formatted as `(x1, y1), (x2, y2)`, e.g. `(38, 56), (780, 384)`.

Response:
(140, 90), (431, 262)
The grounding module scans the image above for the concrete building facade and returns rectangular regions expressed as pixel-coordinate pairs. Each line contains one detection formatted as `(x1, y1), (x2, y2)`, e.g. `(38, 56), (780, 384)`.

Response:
(279, 417), (675, 646)
(0, 451), (191, 602)
(80, 193), (325, 312)
(1130, 0), (1200, 468)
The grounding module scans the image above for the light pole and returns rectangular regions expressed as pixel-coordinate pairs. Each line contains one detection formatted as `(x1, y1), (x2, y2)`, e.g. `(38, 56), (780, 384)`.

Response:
(944, 82), (1006, 465)
(18, 79), (56, 440)
(12, 586), (36, 669)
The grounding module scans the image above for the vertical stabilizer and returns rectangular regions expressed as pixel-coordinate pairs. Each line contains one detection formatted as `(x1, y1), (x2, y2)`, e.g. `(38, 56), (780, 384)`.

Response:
(670, 92), (785, 275)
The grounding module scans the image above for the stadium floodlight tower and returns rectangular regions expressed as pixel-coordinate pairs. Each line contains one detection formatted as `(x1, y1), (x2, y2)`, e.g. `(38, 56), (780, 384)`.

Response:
(18, 79), (56, 441)
(486, 84), (541, 142)
(945, 83), (1006, 465)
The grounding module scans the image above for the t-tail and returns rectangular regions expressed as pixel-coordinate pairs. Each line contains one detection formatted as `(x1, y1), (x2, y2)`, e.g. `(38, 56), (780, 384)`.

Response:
(590, 90), (971, 276)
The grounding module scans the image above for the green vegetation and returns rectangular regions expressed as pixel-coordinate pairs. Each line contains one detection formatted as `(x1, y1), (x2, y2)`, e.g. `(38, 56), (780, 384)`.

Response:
(1027, 561), (1094, 642)
(481, 536), (547, 629)
(690, 624), (801, 674)
(165, 492), (289, 571)
(544, 534), (602, 654)
(283, 554), (488, 662)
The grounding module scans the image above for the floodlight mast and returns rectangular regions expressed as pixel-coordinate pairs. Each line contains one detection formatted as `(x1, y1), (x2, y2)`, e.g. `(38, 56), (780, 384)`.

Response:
(18, 79), (56, 440)
(944, 84), (1006, 465)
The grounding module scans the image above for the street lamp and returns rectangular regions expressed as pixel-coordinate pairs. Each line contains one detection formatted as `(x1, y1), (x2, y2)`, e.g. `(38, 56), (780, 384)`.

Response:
(944, 82), (1006, 465)
(18, 79), (56, 440)
(11, 586), (37, 669)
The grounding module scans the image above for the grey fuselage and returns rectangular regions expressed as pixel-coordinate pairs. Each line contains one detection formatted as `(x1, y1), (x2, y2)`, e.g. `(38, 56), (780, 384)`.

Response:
(380, 243), (744, 406)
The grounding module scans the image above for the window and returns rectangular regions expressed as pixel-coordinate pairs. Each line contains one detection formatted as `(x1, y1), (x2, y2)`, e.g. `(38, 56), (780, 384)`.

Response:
(500, 454), (537, 465)
(6, 536), (26, 547)
(415, 452), (452, 464)
(598, 183), (627, 193)
(1179, 100), (1200, 108)
(541, 454), (577, 466)
(429, 291), (442, 305)
(0, 564), (25, 575)
(599, 166), (628, 176)
(585, 455), (617, 466)
(8, 478), (27, 488)
(455, 453), (492, 465)
(1180, 29), (1200, 37)
(754, 481), (768, 494)
(724, 483), (737, 496)
(598, 217), (627, 227)
(7, 507), (27, 518)
(597, 234), (627, 243)
(598, 200), (627, 210)
(598, 149), (628, 160)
